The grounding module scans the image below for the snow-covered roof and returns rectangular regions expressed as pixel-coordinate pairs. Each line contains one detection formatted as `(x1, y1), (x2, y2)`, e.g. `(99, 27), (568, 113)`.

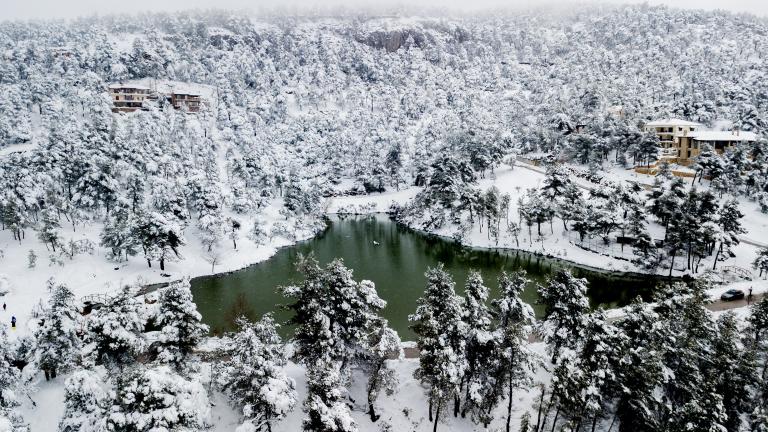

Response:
(689, 131), (758, 142)
(106, 79), (215, 99)
(645, 118), (703, 127)
(108, 83), (151, 90)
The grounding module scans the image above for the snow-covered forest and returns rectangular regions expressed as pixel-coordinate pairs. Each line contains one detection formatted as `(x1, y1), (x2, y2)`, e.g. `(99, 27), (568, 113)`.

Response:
(1, 3), (768, 431)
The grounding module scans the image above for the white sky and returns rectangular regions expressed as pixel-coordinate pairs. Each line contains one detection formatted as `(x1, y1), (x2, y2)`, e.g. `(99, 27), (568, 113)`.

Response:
(2, 0), (767, 20)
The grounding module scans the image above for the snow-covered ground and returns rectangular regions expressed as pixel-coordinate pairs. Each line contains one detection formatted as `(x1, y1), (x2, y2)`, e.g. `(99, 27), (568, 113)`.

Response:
(0, 200), (316, 340)
(20, 342), (551, 432)
(328, 162), (766, 279)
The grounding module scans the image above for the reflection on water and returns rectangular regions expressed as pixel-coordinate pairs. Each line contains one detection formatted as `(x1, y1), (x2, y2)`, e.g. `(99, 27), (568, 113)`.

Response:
(191, 214), (662, 338)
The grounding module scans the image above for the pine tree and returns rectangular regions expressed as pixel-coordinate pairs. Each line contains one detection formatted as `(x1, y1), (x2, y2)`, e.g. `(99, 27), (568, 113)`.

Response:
(537, 269), (589, 362)
(748, 297), (768, 423)
(409, 263), (466, 431)
(38, 207), (62, 252)
(83, 286), (146, 367)
(99, 199), (138, 262)
(218, 315), (296, 432)
(491, 271), (536, 432)
(460, 271), (498, 425)
(653, 284), (722, 430)
(362, 323), (401, 423)
(613, 301), (665, 432)
(303, 358), (357, 432)
(58, 370), (108, 432)
(133, 209), (185, 270)
(712, 312), (756, 432)
(281, 256), (386, 370)
(754, 247), (768, 277)
(154, 278), (209, 366)
(713, 199), (745, 270)
(106, 365), (211, 431)
(648, 177), (685, 238)
(0, 326), (22, 428)
(35, 280), (81, 380)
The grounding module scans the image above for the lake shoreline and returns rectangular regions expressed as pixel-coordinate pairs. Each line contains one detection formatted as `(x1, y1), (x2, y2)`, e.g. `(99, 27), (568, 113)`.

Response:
(190, 214), (674, 337)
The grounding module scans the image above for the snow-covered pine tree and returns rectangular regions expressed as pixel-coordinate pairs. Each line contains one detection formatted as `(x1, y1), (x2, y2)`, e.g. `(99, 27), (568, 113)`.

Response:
(58, 370), (108, 432)
(648, 177), (686, 238)
(652, 283), (724, 429)
(362, 322), (401, 423)
(37, 207), (62, 252)
(459, 271), (499, 426)
(713, 199), (746, 270)
(35, 280), (81, 380)
(409, 263), (467, 431)
(0, 326), (23, 429)
(132, 208), (185, 270)
(612, 301), (666, 432)
(558, 311), (619, 431)
(711, 312), (756, 432)
(537, 269), (589, 362)
(748, 297), (768, 430)
(281, 255), (386, 370)
(83, 286), (146, 367)
(106, 365), (211, 431)
(303, 357), (357, 432)
(491, 271), (536, 432)
(154, 278), (209, 366)
(281, 255), (344, 367)
(627, 206), (659, 270)
(753, 246), (768, 277)
(218, 315), (296, 432)
(99, 198), (138, 262)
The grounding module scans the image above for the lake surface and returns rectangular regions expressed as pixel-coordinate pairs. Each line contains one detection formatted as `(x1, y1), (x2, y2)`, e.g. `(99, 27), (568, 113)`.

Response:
(191, 214), (662, 339)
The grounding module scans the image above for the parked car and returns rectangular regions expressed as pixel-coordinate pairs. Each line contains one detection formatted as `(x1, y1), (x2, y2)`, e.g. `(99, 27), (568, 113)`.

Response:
(720, 289), (745, 301)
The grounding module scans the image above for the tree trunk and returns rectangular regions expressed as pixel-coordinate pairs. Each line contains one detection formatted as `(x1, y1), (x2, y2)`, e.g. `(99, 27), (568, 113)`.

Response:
(506, 375), (514, 432)
(433, 403), (441, 432)
(454, 393), (460, 417)
(669, 252), (676, 278)
(368, 402), (379, 422)
(534, 386), (546, 432)
(160, 257), (165, 271)
(713, 243), (722, 270)
(429, 398), (433, 422)
(549, 407), (560, 432)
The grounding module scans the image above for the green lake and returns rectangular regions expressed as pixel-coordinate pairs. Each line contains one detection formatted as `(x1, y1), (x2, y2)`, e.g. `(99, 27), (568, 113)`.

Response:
(191, 214), (663, 339)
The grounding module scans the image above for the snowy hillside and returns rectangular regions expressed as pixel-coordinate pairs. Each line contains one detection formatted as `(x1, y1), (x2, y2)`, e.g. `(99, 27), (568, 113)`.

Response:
(1, 5), (768, 432)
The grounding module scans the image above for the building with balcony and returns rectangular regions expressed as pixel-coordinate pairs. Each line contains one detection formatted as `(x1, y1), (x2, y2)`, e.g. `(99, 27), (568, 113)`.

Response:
(678, 130), (757, 162)
(108, 80), (213, 114)
(170, 92), (202, 112)
(108, 84), (153, 113)
(644, 118), (703, 152)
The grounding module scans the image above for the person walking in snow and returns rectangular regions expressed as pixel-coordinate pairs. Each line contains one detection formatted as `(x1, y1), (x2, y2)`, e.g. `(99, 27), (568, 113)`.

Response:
(11, 316), (16, 329)
(748, 287), (754, 305)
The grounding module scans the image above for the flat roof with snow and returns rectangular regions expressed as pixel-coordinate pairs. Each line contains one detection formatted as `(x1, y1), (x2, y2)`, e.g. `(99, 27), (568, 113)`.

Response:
(108, 83), (151, 90)
(107, 79), (213, 98)
(689, 131), (758, 142)
(645, 118), (704, 127)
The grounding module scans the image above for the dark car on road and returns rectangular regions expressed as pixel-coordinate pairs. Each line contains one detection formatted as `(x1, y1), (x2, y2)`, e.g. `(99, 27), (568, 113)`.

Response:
(720, 289), (745, 301)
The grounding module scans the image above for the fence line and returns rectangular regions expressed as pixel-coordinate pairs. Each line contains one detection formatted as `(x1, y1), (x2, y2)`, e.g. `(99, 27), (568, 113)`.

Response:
(565, 231), (638, 261)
